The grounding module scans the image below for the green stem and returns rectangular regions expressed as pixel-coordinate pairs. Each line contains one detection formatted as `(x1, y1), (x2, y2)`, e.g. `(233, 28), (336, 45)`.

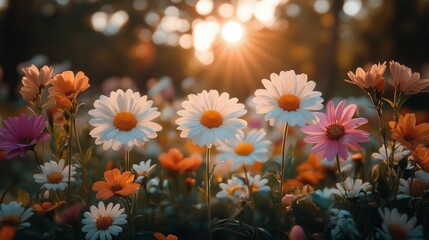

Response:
(336, 155), (347, 198)
(393, 168), (403, 203)
(0, 186), (8, 204)
(124, 150), (130, 172)
(278, 123), (289, 233)
(121, 197), (131, 240)
(142, 179), (150, 207)
(67, 117), (73, 204)
(132, 193), (136, 240)
(206, 146), (212, 240)
(409, 159), (418, 198)
(242, 164), (254, 225)
(54, 190), (63, 212)
(72, 118), (88, 203)
(72, 118), (84, 164)
(31, 149), (43, 173)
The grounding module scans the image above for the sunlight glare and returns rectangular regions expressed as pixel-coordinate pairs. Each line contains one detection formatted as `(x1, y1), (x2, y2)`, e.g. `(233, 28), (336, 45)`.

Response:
(221, 21), (244, 44)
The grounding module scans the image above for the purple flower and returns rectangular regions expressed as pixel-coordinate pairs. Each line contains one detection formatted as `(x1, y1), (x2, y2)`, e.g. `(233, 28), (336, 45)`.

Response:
(0, 113), (49, 159)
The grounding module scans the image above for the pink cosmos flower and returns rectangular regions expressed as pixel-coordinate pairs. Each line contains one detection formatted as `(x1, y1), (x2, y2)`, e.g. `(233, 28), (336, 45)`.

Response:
(55, 202), (85, 226)
(301, 100), (370, 161)
(0, 114), (49, 159)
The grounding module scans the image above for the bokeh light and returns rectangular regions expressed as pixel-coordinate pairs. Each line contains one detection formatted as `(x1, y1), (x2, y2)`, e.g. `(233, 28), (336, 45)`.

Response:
(195, 0), (213, 15)
(343, 0), (362, 16)
(91, 10), (129, 36)
(218, 3), (234, 18)
(313, 0), (330, 14)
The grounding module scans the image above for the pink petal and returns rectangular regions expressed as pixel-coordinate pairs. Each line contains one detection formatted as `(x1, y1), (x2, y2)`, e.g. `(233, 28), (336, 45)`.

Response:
(334, 100), (346, 121)
(340, 104), (357, 122)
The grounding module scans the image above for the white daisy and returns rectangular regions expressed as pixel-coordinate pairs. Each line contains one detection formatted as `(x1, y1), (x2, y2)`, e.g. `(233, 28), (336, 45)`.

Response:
(246, 173), (270, 192)
(329, 209), (360, 240)
(147, 177), (169, 194)
(312, 187), (337, 209)
(397, 171), (429, 199)
(371, 143), (410, 165)
(377, 208), (425, 240)
(81, 202), (127, 240)
(217, 129), (271, 170)
(89, 89), (162, 151)
(397, 178), (412, 200)
(132, 159), (156, 183)
(253, 70), (324, 127)
(216, 176), (249, 203)
(334, 177), (371, 199)
(176, 90), (247, 147)
(0, 201), (33, 229)
(33, 159), (76, 191)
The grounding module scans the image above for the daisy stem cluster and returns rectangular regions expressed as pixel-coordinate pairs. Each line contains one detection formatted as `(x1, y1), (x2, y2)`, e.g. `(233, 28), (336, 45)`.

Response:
(205, 146), (212, 240)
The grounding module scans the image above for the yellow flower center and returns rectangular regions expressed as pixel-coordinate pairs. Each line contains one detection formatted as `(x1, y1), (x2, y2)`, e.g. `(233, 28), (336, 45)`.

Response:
(278, 94), (300, 111)
(138, 171), (148, 177)
(251, 184), (260, 192)
(234, 142), (254, 156)
(200, 110), (223, 129)
(326, 123), (345, 140)
(388, 224), (407, 240)
(1, 216), (21, 227)
(47, 172), (63, 184)
(96, 216), (113, 231)
(114, 112), (137, 131)
(226, 185), (242, 196)
(111, 184), (123, 192)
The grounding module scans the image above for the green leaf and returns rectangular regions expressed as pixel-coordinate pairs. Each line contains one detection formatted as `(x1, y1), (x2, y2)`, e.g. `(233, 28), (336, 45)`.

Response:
(84, 146), (93, 165)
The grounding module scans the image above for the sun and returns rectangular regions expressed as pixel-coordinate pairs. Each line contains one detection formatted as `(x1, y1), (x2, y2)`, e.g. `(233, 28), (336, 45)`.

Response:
(221, 21), (244, 43)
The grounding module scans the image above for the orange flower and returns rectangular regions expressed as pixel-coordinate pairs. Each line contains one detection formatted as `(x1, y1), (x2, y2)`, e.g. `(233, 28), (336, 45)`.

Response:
(48, 71), (90, 99)
(153, 232), (178, 240)
(55, 95), (72, 109)
(283, 179), (304, 193)
(92, 169), (139, 199)
(296, 154), (324, 185)
(389, 113), (429, 148)
(33, 201), (65, 214)
(413, 146), (429, 172)
(158, 148), (202, 173)
(20, 65), (54, 102)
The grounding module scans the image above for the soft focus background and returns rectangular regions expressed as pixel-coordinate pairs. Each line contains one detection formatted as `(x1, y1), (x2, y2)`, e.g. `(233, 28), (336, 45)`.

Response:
(0, 0), (429, 107)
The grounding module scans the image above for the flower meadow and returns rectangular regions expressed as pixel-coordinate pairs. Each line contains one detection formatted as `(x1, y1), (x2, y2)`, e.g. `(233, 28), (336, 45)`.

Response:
(0, 62), (428, 240)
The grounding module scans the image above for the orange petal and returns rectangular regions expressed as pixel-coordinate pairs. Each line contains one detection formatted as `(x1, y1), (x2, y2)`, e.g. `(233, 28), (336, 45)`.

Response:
(0, 226), (17, 240)
(153, 232), (167, 240)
